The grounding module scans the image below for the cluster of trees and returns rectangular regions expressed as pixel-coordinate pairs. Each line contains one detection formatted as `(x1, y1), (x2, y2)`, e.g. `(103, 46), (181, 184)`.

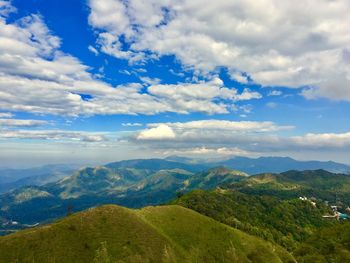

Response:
(294, 221), (350, 262)
(174, 189), (333, 251)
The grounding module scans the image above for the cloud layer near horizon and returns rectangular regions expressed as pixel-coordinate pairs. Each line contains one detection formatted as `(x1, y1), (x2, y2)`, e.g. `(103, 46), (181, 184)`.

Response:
(133, 120), (350, 156)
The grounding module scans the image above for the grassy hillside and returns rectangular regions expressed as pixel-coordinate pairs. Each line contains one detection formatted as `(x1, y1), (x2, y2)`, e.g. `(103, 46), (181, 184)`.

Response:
(0, 205), (295, 263)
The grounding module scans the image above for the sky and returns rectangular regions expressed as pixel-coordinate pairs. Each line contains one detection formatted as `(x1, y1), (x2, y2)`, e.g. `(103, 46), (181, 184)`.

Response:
(0, 0), (349, 168)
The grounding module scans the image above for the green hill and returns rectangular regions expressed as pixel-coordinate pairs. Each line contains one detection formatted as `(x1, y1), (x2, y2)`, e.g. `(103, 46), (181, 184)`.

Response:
(186, 166), (247, 190)
(0, 205), (295, 263)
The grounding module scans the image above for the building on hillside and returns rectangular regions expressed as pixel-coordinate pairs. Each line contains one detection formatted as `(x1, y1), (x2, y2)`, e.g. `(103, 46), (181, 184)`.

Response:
(322, 215), (336, 219)
(331, 205), (338, 212)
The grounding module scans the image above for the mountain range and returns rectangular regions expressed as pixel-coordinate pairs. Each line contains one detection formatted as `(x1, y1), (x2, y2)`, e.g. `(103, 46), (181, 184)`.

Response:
(0, 164), (79, 194)
(1, 156), (349, 195)
(0, 159), (247, 226)
(166, 155), (350, 174)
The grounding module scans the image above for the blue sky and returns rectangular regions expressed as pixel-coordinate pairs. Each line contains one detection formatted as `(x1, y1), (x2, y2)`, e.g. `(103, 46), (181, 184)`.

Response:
(0, 0), (350, 167)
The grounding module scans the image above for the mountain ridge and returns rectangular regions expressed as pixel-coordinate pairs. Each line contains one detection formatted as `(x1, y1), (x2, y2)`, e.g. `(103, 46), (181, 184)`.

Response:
(0, 163), (247, 227)
(165, 155), (350, 174)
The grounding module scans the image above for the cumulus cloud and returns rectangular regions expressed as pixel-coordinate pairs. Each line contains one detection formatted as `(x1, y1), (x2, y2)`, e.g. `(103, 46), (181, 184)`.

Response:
(144, 119), (292, 133)
(147, 78), (262, 114)
(137, 124), (176, 140)
(0, 4), (261, 116)
(88, 0), (350, 100)
(134, 120), (293, 144)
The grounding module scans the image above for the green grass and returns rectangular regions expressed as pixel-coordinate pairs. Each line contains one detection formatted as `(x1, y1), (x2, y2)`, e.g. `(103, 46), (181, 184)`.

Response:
(0, 205), (295, 263)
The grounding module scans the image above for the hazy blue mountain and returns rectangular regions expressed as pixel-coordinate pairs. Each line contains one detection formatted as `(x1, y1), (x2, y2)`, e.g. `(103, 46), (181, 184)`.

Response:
(0, 164), (79, 193)
(106, 158), (206, 172)
(216, 156), (350, 174)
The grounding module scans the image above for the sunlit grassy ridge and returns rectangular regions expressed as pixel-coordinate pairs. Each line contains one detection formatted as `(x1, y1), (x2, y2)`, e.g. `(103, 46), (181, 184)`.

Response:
(0, 205), (295, 263)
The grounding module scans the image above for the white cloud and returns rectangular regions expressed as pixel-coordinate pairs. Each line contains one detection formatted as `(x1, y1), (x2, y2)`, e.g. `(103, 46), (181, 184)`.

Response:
(162, 146), (251, 158)
(139, 76), (161, 86)
(147, 78), (262, 114)
(291, 132), (350, 149)
(0, 118), (48, 127)
(88, 45), (99, 55)
(0, 0), (16, 17)
(130, 120), (350, 158)
(119, 69), (131, 75)
(81, 134), (106, 142)
(122, 122), (143, 127)
(0, 112), (13, 118)
(145, 120), (292, 133)
(88, 0), (350, 100)
(268, 90), (282, 96)
(137, 124), (176, 140)
(0, 129), (108, 142)
(230, 71), (249, 84)
(135, 119), (293, 142)
(0, 6), (260, 116)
